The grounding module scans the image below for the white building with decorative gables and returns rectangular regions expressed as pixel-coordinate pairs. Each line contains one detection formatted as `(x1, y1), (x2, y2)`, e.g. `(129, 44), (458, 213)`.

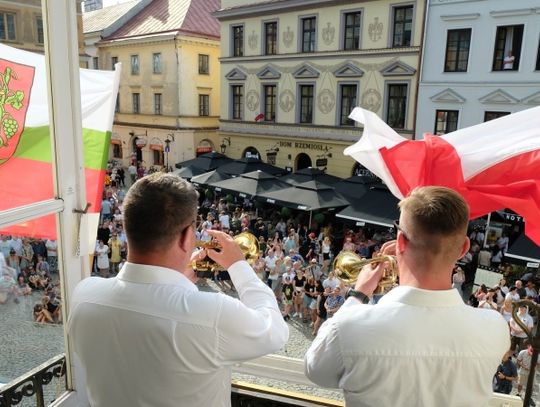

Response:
(416, 0), (540, 138)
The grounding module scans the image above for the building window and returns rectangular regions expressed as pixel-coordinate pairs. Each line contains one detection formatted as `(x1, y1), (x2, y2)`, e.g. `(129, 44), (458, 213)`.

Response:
(299, 85), (314, 124)
(36, 16), (44, 44)
(131, 55), (139, 75)
(113, 144), (122, 159)
(493, 25), (523, 71)
(434, 110), (458, 135)
(115, 95), (119, 113)
(111, 56), (118, 69)
(92, 57), (99, 70)
(301, 17), (316, 53)
(484, 111), (510, 122)
(444, 29), (471, 72)
(343, 12), (361, 50)
(232, 25), (244, 57)
(198, 54), (209, 74)
(339, 84), (357, 126)
(264, 21), (277, 55)
(537, 37), (540, 71)
(199, 95), (209, 116)
(392, 5), (413, 47)
(232, 85), (243, 120)
(0, 12), (16, 41)
(132, 93), (140, 114)
(153, 149), (164, 166)
(387, 84), (407, 128)
(154, 93), (162, 115)
(152, 53), (162, 74)
(263, 85), (276, 121)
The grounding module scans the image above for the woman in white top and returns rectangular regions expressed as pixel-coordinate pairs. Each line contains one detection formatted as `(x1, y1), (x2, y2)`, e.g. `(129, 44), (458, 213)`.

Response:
(320, 236), (332, 275)
(95, 240), (110, 278)
(451, 267), (466, 300)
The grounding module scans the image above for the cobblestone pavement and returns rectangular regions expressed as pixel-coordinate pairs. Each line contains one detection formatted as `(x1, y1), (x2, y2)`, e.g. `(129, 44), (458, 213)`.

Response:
(0, 290), (65, 406)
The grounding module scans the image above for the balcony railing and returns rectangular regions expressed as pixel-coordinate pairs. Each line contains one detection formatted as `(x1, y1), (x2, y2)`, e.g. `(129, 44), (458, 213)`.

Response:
(0, 354), (66, 407)
(0, 354), (523, 407)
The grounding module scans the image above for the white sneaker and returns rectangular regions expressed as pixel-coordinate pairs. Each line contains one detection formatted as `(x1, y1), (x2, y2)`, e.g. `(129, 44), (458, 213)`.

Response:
(292, 312), (298, 317)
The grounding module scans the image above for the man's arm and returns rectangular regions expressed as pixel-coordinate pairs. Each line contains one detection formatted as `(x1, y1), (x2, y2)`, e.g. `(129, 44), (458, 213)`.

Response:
(304, 317), (344, 388)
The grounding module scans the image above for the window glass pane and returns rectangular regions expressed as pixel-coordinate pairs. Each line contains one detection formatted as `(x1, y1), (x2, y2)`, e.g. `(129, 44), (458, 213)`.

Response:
(131, 55), (139, 75)
(302, 17), (316, 52)
(392, 6), (412, 47)
(492, 25), (523, 71)
(264, 85), (276, 121)
(445, 29), (471, 72)
(36, 17), (44, 44)
(300, 85), (313, 123)
(0, 216), (66, 404)
(153, 53), (161, 74)
(232, 85), (243, 120)
(0, 55), (55, 210)
(387, 84), (407, 128)
(340, 84), (357, 126)
(265, 22), (277, 55)
(344, 12), (361, 50)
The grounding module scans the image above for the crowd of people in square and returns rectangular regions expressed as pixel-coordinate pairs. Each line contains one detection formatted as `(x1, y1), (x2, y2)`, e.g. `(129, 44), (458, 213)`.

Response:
(0, 235), (62, 324)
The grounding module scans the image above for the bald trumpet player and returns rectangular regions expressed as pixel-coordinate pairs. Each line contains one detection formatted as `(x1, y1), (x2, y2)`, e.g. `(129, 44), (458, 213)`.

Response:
(68, 173), (288, 407)
(305, 186), (509, 406)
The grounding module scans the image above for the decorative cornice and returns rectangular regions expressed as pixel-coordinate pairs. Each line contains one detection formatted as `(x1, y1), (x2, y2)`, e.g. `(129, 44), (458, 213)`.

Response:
(490, 8), (535, 18)
(479, 89), (520, 105)
(214, 0), (356, 21)
(430, 88), (466, 103)
(440, 13), (480, 21)
(333, 62), (365, 77)
(225, 68), (247, 80)
(292, 64), (320, 78)
(380, 60), (416, 77)
(220, 46), (421, 64)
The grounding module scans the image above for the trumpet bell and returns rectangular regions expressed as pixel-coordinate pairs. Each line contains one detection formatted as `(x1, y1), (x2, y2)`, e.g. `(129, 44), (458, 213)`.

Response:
(193, 232), (260, 274)
(332, 251), (398, 294)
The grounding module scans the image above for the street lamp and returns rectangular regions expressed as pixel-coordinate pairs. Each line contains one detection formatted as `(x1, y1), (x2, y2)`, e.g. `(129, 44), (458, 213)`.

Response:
(164, 133), (174, 172)
(220, 137), (231, 154)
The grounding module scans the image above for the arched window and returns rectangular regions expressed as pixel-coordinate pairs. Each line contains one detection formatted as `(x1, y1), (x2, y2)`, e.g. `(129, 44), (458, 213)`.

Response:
(242, 146), (261, 159)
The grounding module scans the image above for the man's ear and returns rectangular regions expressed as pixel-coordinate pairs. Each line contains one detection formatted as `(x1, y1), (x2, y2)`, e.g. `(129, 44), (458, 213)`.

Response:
(458, 236), (471, 259)
(179, 226), (193, 254)
(396, 232), (407, 254)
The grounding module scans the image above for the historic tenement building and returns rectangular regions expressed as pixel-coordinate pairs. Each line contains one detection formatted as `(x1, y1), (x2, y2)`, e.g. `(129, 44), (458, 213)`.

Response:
(416, 0), (540, 138)
(214, 0), (425, 178)
(84, 0), (221, 169)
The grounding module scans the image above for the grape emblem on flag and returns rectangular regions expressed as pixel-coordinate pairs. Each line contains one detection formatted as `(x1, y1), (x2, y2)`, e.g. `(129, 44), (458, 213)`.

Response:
(0, 59), (34, 165)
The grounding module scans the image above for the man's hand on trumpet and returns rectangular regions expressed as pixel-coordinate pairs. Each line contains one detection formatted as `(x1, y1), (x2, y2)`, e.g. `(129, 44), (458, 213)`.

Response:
(206, 230), (246, 270)
(354, 240), (397, 297)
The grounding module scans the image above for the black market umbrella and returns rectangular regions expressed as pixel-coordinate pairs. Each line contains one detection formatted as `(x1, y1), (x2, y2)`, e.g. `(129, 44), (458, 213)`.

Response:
(335, 175), (380, 204)
(335, 184), (400, 228)
(210, 170), (291, 200)
(219, 157), (288, 177)
(280, 166), (342, 187)
(171, 165), (208, 180)
(174, 151), (233, 171)
(190, 169), (231, 188)
(257, 179), (349, 225)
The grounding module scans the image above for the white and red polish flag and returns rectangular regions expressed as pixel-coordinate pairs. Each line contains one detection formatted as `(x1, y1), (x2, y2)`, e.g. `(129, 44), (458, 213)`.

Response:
(344, 106), (540, 245)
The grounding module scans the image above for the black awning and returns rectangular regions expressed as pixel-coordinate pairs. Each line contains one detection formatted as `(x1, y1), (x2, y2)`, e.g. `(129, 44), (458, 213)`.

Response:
(506, 234), (540, 263)
(336, 187), (399, 228)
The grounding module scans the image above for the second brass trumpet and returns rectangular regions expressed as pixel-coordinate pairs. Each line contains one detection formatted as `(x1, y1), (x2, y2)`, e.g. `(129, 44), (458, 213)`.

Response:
(333, 251), (398, 295)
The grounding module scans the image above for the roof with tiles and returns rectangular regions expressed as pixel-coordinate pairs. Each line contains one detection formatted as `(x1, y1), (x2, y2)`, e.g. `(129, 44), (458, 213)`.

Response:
(83, 0), (142, 33)
(103, 0), (221, 41)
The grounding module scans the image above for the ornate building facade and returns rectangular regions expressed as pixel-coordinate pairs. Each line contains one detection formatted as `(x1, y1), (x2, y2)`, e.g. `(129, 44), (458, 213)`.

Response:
(416, 0), (540, 138)
(214, 0), (425, 178)
(84, 0), (222, 169)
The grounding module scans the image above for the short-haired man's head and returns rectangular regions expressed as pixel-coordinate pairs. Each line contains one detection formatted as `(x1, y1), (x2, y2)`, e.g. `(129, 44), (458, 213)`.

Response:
(123, 173), (199, 252)
(398, 186), (469, 255)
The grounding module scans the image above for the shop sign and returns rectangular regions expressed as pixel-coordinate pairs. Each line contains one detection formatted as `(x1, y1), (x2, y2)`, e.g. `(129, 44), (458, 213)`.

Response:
(278, 140), (329, 151)
(526, 262), (539, 269)
(316, 158), (327, 167)
(499, 212), (524, 223)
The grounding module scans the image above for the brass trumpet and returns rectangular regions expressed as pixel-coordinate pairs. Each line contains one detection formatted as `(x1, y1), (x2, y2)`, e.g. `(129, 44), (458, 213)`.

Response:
(193, 232), (260, 275)
(332, 251), (398, 295)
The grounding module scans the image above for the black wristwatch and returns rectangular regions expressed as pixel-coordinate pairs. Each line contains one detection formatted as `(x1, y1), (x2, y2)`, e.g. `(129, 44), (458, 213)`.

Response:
(346, 288), (370, 304)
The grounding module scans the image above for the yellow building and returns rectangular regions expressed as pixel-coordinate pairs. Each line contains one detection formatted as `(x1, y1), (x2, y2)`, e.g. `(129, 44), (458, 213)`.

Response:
(85, 0), (222, 169)
(214, 0), (425, 178)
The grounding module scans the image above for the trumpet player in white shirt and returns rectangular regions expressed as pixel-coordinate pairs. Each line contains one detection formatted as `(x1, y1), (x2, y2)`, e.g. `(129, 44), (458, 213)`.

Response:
(68, 173), (288, 407)
(305, 186), (509, 407)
